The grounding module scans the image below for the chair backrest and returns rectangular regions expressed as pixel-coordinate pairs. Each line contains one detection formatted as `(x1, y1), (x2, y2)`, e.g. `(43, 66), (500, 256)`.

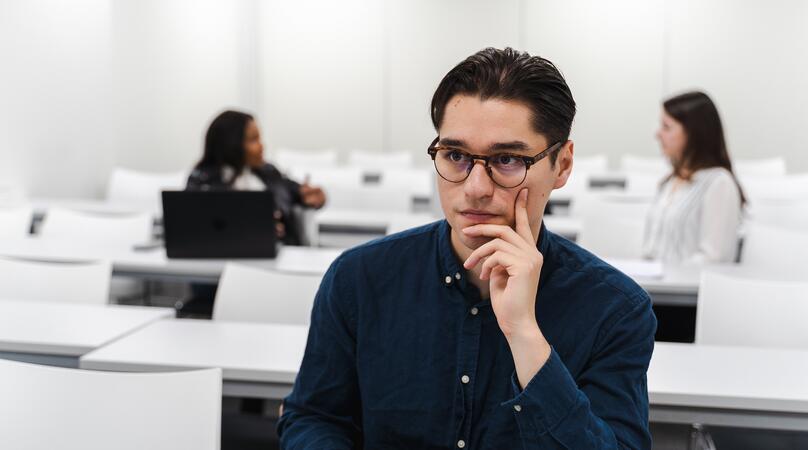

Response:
(325, 185), (412, 213)
(623, 172), (667, 195)
(0, 257), (111, 304)
(275, 149), (338, 171)
(620, 155), (668, 174)
(106, 167), (187, 213)
(376, 168), (434, 198)
(0, 204), (32, 238)
(745, 198), (808, 231)
(347, 150), (413, 170)
(741, 173), (808, 202)
(573, 154), (609, 173)
(287, 167), (363, 190)
(213, 263), (322, 325)
(575, 193), (651, 259)
(735, 157), (787, 178)
(0, 359), (220, 450)
(38, 207), (153, 247)
(741, 221), (808, 277)
(696, 270), (808, 349)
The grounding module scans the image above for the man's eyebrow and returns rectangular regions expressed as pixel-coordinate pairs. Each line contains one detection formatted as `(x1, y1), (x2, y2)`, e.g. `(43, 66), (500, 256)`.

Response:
(489, 141), (530, 152)
(438, 138), (466, 147)
(438, 139), (532, 152)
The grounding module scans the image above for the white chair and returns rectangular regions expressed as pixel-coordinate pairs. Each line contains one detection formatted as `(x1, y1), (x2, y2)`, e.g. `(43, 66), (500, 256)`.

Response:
(287, 167), (363, 190)
(275, 149), (338, 171)
(0, 257), (111, 304)
(348, 150), (413, 170)
(0, 204), (32, 238)
(213, 263), (322, 325)
(620, 155), (668, 174)
(745, 198), (808, 231)
(575, 193), (652, 259)
(573, 154), (609, 173)
(38, 207), (153, 247)
(741, 173), (808, 202)
(106, 167), (187, 214)
(741, 221), (808, 277)
(0, 359), (220, 450)
(624, 172), (666, 195)
(735, 157), (787, 178)
(377, 168), (434, 198)
(696, 270), (808, 349)
(325, 185), (412, 213)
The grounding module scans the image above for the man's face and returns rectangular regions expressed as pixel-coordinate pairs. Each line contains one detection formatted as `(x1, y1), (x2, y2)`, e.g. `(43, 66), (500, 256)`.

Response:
(436, 94), (573, 253)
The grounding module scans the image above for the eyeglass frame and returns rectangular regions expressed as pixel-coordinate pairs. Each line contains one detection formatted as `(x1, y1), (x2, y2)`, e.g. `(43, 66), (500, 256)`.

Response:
(426, 136), (565, 188)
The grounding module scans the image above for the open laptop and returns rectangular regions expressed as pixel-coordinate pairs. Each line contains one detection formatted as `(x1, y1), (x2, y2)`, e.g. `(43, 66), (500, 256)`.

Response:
(161, 190), (278, 258)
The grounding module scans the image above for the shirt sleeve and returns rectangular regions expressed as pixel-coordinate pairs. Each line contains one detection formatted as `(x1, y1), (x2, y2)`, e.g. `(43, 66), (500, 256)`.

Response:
(277, 255), (362, 449)
(689, 173), (742, 264)
(502, 294), (656, 449)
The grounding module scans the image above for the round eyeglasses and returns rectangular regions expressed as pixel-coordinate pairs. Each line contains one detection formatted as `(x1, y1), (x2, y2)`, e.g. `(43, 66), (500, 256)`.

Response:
(426, 137), (564, 188)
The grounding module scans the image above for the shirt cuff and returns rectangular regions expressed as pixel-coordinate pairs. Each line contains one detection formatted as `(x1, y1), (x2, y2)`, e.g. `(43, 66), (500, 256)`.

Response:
(502, 348), (583, 435)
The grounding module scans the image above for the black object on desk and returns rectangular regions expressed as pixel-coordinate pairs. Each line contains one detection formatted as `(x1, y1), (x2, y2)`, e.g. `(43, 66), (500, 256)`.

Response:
(162, 190), (278, 259)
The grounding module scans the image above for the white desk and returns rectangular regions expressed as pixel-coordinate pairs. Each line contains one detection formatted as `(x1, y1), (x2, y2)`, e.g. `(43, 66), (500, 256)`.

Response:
(0, 238), (343, 284)
(82, 323), (808, 431)
(0, 299), (173, 367)
(649, 342), (808, 431)
(80, 319), (308, 399)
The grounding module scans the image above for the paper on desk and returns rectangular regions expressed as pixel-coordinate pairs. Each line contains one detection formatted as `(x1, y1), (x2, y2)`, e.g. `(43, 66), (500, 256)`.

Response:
(605, 258), (664, 279)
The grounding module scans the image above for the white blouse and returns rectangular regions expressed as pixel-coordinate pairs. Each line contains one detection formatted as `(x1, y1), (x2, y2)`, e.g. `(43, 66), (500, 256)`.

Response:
(222, 166), (266, 191)
(642, 167), (742, 264)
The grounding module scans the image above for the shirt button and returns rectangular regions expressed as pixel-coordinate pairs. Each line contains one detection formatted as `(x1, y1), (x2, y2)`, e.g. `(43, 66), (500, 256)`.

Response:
(470, 307), (478, 316)
(444, 275), (453, 285)
(461, 375), (470, 384)
(454, 272), (461, 280)
(514, 404), (522, 412)
(457, 440), (466, 448)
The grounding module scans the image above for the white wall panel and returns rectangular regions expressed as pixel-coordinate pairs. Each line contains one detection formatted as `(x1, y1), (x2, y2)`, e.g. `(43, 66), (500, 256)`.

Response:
(666, 0), (808, 171)
(523, 0), (666, 166)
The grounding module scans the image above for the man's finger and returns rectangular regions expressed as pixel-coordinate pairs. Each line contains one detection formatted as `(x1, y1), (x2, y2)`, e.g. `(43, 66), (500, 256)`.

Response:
(514, 188), (533, 243)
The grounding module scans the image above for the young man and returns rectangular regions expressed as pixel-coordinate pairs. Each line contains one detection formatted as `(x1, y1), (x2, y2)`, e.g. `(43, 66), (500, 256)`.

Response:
(278, 47), (656, 449)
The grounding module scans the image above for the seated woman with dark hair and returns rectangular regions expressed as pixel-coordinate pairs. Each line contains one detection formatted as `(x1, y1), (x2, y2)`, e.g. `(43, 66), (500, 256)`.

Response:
(643, 91), (745, 264)
(187, 110), (325, 245)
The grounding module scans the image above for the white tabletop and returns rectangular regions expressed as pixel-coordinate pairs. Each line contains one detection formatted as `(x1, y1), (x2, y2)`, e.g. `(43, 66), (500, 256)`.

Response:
(0, 237), (343, 282)
(650, 342), (808, 414)
(80, 319), (308, 385)
(313, 208), (438, 231)
(0, 299), (173, 356)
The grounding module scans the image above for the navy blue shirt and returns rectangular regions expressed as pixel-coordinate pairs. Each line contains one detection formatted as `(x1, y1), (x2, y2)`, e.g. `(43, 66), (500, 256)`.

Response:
(278, 220), (656, 449)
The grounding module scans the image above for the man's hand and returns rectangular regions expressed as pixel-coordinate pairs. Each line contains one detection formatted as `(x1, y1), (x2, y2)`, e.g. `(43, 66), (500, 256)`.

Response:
(461, 188), (552, 388)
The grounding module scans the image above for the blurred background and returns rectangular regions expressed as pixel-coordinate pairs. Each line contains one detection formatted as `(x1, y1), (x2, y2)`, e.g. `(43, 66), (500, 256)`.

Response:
(2, 0), (806, 199)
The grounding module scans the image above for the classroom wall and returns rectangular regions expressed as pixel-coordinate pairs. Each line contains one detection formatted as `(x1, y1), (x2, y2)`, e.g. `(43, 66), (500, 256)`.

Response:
(1, 0), (807, 198)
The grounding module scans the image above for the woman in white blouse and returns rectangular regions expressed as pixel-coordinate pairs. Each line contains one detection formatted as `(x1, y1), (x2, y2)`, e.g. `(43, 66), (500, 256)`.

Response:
(642, 92), (746, 264)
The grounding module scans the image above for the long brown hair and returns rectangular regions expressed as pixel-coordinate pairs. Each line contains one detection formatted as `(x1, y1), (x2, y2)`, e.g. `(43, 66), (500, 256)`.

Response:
(663, 91), (746, 205)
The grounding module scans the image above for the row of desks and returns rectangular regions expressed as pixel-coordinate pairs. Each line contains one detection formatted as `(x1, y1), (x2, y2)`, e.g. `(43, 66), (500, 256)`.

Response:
(2, 298), (807, 431)
(0, 235), (699, 306)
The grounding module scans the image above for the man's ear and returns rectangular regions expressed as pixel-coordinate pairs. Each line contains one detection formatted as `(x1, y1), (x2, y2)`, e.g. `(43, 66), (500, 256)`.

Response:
(552, 140), (574, 189)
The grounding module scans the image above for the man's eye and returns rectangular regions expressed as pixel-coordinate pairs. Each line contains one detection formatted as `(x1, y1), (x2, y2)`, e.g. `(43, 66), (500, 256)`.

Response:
(448, 150), (465, 162)
(496, 154), (515, 165)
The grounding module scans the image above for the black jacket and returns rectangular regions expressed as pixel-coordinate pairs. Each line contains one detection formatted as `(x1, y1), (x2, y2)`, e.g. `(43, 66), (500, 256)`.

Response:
(186, 163), (306, 245)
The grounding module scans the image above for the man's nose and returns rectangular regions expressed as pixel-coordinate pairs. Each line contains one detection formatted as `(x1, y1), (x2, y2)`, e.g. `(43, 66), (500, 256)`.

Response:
(464, 160), (495, 197)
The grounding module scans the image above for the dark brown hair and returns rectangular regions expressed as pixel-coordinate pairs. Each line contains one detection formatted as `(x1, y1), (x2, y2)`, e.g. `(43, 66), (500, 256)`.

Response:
(431, 47), (576, 164)
(663, 91), (746, 204)
(195, 110), (254, 177)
